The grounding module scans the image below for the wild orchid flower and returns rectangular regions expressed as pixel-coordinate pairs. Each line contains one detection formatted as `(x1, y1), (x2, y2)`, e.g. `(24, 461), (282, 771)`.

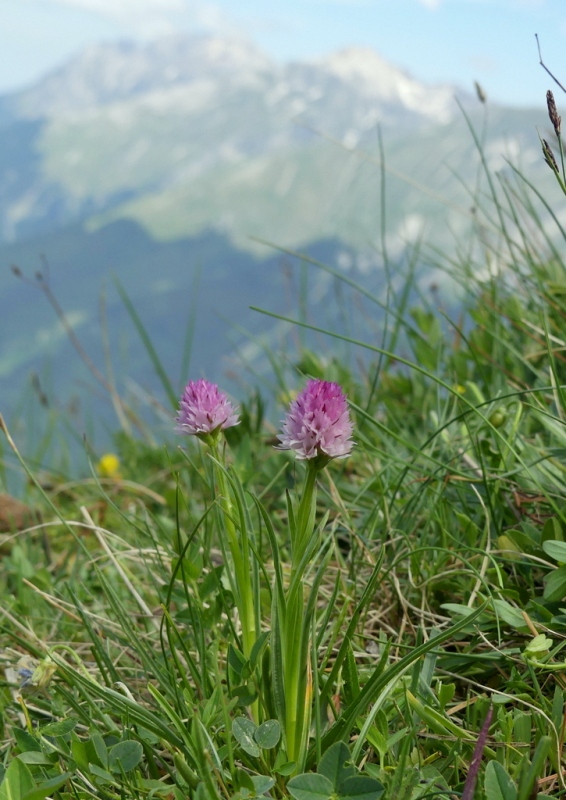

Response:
(176, 379), (239, 439)
(277, 378), (354, 466)
(275, 379), (354, 768)
(175, 379), (256, 664)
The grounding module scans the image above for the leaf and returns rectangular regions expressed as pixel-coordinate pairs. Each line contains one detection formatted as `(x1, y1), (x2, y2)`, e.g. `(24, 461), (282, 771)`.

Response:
(16, 753), (53, 766)
(484, 761), (517, 800)
(254, 720), (281, 749)
(415, 766), (450, 798)
(40, 718), (78, 737)
(544, 565), (566, 603)
(12, 729), (41, 754)
(21, 773), (73, 800)
(342, 642), (361, 707)
(543, 540), (566, 563)
(437, 683), (455, 710)
(497, 535), (522, 560)
(492, 599), (529, 631)
(440, 603), (478, 617)
(0, 759), (35, 800)
(236, 769), (255, 793)
(232, 717), (260, 758)
(338, 776), (385, 800)
(362, 725), (387, 757)
(108, 740), (143, 772)
(274, 761), (296, 776)
(71, 735), (88, 771)
(542, 517), (564, 544)
(251, 776), (276, 795)
(88, 764), (116, 783)
(228, 645), (247, 678)
(318, 742), (355, 791)
(249, 631), (270, 670)
(287, 773), (334, 800)
(91, 732), (108, 769)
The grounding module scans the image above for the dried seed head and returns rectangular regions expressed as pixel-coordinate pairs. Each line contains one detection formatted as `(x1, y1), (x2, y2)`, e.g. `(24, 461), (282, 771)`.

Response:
(474, 81), (487, 104)
(542, 138), (559, 173)
(547, 90), (561, 136)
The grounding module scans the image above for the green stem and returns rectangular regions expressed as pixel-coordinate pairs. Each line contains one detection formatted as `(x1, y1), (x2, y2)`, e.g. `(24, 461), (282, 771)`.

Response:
(292, 462), (318, 570)
(284, 583), (304, 764)
(284, 462), (319, 766)
(209, 441), (256, 659)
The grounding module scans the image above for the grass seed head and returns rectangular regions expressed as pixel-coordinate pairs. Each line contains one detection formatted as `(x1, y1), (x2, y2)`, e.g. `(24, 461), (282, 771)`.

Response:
(542, 138), (559, 172)
(547, 89), (561, 136)
(474, 81), (487, 104)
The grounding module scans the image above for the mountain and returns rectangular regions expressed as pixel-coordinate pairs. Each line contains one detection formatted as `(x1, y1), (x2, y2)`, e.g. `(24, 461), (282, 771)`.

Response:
(0, 33), (492, 247)
(0, 33), (554, 253)
(5, 36), (458, 125)
(0, 221), (381, 430)
(0, 34), (557, 437)
(0, 34), (553, 255)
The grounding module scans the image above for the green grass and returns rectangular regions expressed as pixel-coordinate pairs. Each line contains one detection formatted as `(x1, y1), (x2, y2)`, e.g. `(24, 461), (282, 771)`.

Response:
(2, 106), (566, 800)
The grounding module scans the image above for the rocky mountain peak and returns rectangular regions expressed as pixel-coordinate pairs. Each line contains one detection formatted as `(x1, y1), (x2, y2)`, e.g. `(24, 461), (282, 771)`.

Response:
(10, 34), (273, 119)
(319, 46), (409, 90)
(316, 45), (457, 123)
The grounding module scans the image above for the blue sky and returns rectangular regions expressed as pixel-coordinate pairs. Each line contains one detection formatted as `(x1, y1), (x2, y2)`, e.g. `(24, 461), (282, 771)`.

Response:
(3, 0), (566, 107)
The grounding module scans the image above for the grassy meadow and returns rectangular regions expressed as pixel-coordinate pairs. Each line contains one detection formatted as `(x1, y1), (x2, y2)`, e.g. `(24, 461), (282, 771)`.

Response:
(3, 101), (566, 799)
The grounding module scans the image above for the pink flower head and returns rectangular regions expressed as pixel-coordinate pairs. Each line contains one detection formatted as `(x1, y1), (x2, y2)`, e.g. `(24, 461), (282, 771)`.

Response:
(176, 379), (239, 438)
(277, 379), (354, 463)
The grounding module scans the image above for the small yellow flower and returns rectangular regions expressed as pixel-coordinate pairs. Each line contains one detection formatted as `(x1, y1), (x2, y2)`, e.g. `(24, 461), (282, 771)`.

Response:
(97, 453), (121, 479)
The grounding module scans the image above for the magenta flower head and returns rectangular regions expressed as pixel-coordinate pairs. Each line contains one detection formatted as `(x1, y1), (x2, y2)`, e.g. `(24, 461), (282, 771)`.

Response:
(277, 379), (354, 466)
(176, 379), (239, 441)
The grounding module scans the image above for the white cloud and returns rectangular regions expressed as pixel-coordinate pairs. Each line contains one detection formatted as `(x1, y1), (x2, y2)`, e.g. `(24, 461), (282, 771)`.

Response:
(417, 0), (545, 6)
(36, 0), (234, 38)
(308, 0), (374, 5)
(43, 0), (185, 18)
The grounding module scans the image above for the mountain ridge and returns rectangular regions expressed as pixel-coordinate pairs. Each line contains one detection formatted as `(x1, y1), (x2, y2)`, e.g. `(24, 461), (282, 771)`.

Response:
(0, 31), (556, 434)
(6, 33), (465, 125)
(0, 31), (548, 253)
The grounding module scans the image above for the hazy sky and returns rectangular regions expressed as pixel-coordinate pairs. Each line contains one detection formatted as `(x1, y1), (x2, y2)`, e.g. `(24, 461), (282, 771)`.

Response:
(3, 0), (566, 107)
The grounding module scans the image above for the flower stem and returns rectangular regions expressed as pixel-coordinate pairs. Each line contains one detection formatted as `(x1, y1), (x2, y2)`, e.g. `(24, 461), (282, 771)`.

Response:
(292, 462), (318, 570)
(209, 441), (256, 660)
(284, 462), (319, 768)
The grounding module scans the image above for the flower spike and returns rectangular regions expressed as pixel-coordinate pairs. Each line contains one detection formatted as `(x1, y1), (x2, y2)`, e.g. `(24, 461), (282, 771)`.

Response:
(277, 379), (354, 463)
(176, 379), (239, 438)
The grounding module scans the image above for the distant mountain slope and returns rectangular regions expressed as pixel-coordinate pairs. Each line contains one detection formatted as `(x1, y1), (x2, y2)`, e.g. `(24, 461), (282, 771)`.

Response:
(0, 33), (558, 430)
(0, 32), (522, 250)
(0, 220), (378, 418)
(84, 105), (553, 255)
